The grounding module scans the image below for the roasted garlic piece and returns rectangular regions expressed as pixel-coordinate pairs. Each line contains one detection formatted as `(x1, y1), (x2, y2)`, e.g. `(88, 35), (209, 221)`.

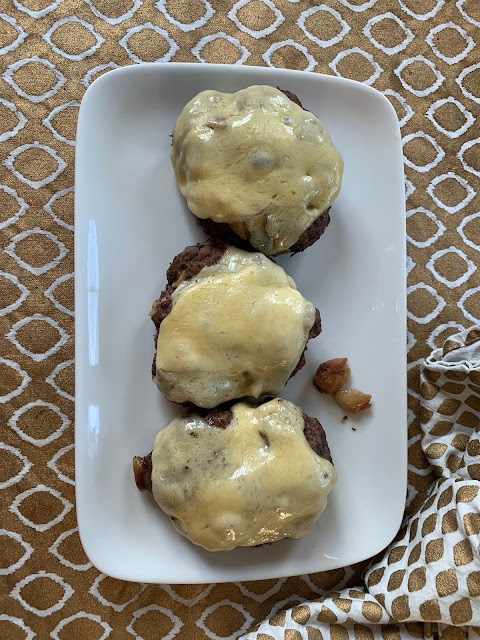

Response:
(314, 358), (350, 394)
(334, 389), (372, 414)
(314, 358), (372, 414)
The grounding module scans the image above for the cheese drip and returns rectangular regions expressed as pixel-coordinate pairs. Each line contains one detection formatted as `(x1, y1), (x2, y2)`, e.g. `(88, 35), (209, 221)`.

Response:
(171, 85), (343, 255)
(151, 399), (337, 551)
(154, 246), (316, 408)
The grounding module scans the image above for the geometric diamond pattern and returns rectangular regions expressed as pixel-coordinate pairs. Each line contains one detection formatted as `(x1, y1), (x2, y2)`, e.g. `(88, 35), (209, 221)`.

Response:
(395, 55), (445, 97)
(382, 90), (414, 127)
(228, 0), (284, 39)
(12, 0), (65, 19)
(406, 207), (446, 248)
(262, 39), (316, 71)
(0, 444), (32, 489)
(193, 33), (251, 65)
(329, 47), (383, 85)
(403, 131), (445, 173)
(0, 615), (35, 640)
(42, 17), (105, 61)
(458, 138), (480, 178)
(457, 0), (480, 27)
(43, 102), (80, 147)
(363, 12), (413, 55)
(49, 528), (91, 569)
(4, 228), (68, 276)
(44, 273), (75, 316)
(456, 61), (480, 104)
(87, 0), (141, 25)
(0, 183), (28, 229)
(9, 485), (73, 532)
(156, 0), (213, 33)
(0, 98), (27, 143)
(51, 613), (111, 640)
(458, 286), (480, 323)
(89, 574), (147, 612)
(6, 314), (69, 362)
(126, 605), (184, 639)
(45, 359), (75, 402)
(43, 187), (74, 231)
(0, 270), (29, 315)
(0, 357), (31, 402)
(10, 571), (74, 617)
(426, 97), (474, 139)
(196, 600), (253, 637)
(407, 283), (446, 324)
(47, 444), (75, 485)
(3, 56), (66, 103)
(405, 177), (416, 200)
(0, 14), (27, 55)
(427, 172), (475, 214)
(426, 246), (476, 288)
(3, 142), (67, 189)
(8, 399), (71, 446)
(426, 22), (474, 64)
(119, 23), (179, 63)
(458, 212), (480, 252)
(298, 5), (350, 48)
(0, 529), (33, 575)
(398, 0), (445, 21)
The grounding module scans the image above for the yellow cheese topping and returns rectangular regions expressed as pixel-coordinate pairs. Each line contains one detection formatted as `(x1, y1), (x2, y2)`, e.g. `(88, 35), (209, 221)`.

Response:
(151, 398), (337, 551)
(171, 85), (343, 255)
(154, 246), (317, 408)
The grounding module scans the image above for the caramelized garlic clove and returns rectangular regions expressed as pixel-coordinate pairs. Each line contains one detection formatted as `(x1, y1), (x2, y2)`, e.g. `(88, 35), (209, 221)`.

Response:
(314, 358), (350, 394)
(334, 389), (372, 414)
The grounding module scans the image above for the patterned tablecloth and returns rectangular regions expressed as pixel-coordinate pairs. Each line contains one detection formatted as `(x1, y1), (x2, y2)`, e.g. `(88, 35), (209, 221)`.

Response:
(1, 1), (480, 638)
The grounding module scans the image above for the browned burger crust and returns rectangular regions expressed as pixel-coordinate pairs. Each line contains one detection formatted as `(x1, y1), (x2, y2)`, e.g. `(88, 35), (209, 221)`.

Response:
(195, 217), (252, 251)
(303, 413), (333, 464)
(289, 308), (321, 378)
(194, 407), (233, 429)
(196, 209), (331, 256)
(150, 240), (321, 382)
(288, 209), (331, 255)
(278, 87), (304, 108)
(132, 407), (333, 493)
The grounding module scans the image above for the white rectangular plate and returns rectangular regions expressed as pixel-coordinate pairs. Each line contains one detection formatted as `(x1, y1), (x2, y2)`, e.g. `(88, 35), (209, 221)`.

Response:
(75, 63), (407, 584)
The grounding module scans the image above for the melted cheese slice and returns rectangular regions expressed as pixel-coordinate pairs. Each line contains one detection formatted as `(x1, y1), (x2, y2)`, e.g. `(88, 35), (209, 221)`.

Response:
(155, 247), (316, 408)
(171, 85), (343, 255)
(151, 399), (337, 551)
